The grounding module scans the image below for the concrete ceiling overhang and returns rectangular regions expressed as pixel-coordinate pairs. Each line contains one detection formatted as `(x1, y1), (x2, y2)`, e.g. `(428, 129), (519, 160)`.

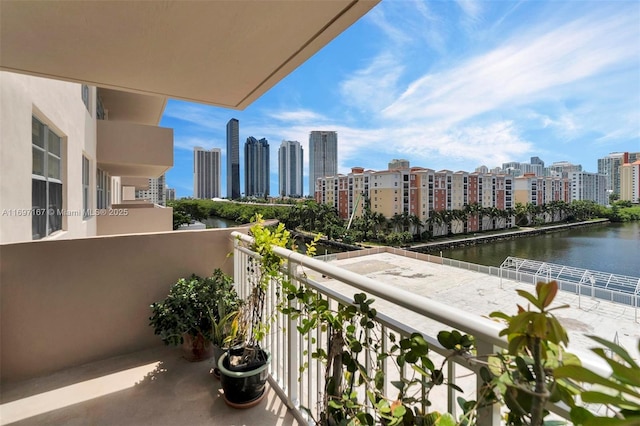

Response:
(0, 0), (379, 113)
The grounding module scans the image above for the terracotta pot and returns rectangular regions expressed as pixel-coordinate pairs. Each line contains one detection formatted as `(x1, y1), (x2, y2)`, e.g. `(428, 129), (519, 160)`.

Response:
(181, 332), (214, 362)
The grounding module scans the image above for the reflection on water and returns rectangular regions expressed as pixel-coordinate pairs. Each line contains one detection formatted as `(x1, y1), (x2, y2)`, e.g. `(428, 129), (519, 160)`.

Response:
(441, 222), (640, 277)
(202, 216), (241, 229)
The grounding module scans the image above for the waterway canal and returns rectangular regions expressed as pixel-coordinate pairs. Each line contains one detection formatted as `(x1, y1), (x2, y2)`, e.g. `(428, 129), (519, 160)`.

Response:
(440, 222), (640, 277)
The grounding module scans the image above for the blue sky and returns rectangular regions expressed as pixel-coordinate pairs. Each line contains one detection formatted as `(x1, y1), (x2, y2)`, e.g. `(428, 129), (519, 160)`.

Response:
(161, 0), (640, 198)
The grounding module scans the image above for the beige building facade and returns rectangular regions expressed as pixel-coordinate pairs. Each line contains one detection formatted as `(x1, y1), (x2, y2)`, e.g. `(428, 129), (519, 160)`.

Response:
(0, 72), (174, 243)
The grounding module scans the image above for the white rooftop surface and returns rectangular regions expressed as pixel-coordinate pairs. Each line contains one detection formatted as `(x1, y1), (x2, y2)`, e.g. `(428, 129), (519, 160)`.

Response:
(313, 252), (640, 365)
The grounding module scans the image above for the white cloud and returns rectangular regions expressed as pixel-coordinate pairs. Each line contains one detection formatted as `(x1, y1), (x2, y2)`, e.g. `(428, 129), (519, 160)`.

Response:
(382, 10), (639, 129)
(339, 53), (405, 113)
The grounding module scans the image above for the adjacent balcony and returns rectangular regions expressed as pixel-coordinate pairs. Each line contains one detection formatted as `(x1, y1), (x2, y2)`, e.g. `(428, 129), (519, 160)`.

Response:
(96, 203), (173, 236)
(0, 227), (621, 425)
(97, 120), (173, 178)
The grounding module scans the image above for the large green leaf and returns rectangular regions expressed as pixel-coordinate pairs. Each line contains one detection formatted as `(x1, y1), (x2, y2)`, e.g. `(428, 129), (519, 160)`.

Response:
(554, 365), (640, 399)
(588, 335), (640, 370)
(581, 391), (640, 410)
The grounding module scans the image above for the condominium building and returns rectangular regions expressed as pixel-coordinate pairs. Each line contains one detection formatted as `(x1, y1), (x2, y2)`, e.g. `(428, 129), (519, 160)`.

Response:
(619, 160), (640, 203)
(546, 161), (582, 177)
(194, 147), (221, 199)
(388, 159), (410, 170)
(309, 131), (338, 195)
(567, 171), (608, 205)
(0, 0), (379, 400)
(244, 137), (270, 198)
(598, 152), (640, 195)
(278, 140), (304, 197)
(502, 157), (545, 177)
(226, 118), (240, 200)
(316, 165), (515, 234)
(514, 174), (570, 206)
(165, 187), (176, 202)
(0, 73), (174, 243)
(136, 174), (166, 206)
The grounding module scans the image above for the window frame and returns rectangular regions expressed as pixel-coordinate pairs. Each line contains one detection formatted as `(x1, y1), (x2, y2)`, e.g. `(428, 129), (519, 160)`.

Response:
(32, 116), (64, 240)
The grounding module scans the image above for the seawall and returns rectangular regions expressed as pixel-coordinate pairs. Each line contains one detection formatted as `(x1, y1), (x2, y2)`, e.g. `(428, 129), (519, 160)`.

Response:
(409, 219), (610, 253)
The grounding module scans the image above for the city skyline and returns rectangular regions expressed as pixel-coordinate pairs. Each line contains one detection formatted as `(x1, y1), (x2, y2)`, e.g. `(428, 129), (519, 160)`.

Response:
(162, 0), (639, 198)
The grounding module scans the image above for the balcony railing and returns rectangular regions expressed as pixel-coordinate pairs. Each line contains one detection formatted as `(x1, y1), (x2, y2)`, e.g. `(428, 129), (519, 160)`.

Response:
(231, 231), (610, 425)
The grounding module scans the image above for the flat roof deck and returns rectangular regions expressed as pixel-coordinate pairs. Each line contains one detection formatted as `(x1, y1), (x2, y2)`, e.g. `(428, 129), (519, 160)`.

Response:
(313, 252), (639, 364)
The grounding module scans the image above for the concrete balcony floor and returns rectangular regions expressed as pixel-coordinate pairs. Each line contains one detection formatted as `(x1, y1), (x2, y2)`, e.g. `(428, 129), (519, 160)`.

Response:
(0, 345), (300, 426)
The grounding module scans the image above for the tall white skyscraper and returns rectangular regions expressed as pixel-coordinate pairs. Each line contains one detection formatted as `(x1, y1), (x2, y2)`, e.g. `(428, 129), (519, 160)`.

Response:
(278, 140), (303, 197)
(309, 131), (337, 196)
(244, 137), (270, 198)
(226, 118), (240, 199)
(194, 147), (221, 199)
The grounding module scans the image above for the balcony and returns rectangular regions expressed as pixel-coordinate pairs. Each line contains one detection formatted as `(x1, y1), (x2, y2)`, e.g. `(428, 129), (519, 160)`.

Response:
(0, 227), (626, 425)
(96, 203), (173, 236)
(97, 120), (173, 178)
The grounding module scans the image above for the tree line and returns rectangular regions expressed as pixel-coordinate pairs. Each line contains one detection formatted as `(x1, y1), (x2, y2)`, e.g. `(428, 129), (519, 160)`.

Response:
(169, 197), (638, 245)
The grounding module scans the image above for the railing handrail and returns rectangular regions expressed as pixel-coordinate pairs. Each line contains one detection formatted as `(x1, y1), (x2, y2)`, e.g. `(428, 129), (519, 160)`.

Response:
(233, 231), (505, 349)
(232, 231), (612, 424)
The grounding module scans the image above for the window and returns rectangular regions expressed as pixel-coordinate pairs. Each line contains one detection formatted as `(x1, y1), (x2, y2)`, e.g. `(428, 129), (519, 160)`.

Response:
(82, 156), (90, 218)
(32, 116), (63, 239)
(81, 84), (90, 112)
(96, 168), (111, 209)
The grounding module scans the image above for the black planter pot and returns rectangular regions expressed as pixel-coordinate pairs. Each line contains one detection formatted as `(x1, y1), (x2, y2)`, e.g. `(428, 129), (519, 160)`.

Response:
(218, 348), (271, 408)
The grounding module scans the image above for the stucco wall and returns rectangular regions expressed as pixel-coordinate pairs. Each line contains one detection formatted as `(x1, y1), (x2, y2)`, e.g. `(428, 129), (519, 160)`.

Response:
(0, 71), (97, 243)
(0, 226), (249, 382)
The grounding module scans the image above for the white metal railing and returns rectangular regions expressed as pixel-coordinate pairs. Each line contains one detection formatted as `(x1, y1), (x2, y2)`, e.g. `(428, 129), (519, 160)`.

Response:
(231, 232), (604, 425)
(440, 257), (639, 320)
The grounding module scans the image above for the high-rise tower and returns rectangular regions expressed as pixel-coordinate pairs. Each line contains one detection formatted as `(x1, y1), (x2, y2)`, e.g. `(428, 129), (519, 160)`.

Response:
(226, 118), (240, 199)
(193, 147), (221, 199)
(244, 137), (270, 198)
(278, 140), (303, 197)
(308, 131), (337, 196)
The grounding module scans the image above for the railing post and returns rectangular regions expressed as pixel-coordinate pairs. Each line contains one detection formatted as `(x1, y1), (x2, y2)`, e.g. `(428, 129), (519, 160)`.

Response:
(475, 339), (501, 426)
(287, 260), (300, 411)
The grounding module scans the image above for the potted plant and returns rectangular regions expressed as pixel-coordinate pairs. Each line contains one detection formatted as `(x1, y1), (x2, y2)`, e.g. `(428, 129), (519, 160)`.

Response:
(217, 214), (291, 407)
(150, 269), (241, 362)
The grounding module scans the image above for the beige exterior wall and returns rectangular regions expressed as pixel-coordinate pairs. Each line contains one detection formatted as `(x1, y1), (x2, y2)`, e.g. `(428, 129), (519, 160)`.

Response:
(97, 205), (173, 235)
(451, 173), (466, 209)
(0, 72), (98, 243)
(371, 172), (402, 217)
(0, 226), (248, 382)
(619, 162), (639, 203)
(97, 119), (173, 178)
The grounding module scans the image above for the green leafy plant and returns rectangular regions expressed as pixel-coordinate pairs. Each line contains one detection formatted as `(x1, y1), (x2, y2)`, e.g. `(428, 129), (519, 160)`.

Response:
(225, 214), (292, 367)
(149, 269), (241, 346)
(488, 281), (580, 425)
(555, 336), (640, 425)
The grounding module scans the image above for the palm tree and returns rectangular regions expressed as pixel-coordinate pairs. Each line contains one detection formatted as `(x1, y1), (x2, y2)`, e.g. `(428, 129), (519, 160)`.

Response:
(390, 213), (402, 233)
(409, 214), (422, 240)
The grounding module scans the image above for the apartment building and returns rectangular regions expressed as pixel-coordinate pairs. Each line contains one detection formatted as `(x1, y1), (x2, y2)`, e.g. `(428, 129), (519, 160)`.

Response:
(1, 1), (379, 388)
(193, 147), (221, 199)
(244, 137), (269, 198)
(0, 72), (174, 243)
(620, 160), (640, 203)
(308, 131), (338, 195)
(316, 166), (515, 234)
(567, 171), (608, 206)
(136, 174), (166, 206)
(514, 174), (570, 206)
(598, 152), (640, 195)
(278, 140), (303, 198)
(226, 118), (240, 200)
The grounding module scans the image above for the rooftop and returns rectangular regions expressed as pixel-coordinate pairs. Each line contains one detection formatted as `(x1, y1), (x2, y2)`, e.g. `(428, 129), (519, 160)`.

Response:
(315, 250), (640, 364)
